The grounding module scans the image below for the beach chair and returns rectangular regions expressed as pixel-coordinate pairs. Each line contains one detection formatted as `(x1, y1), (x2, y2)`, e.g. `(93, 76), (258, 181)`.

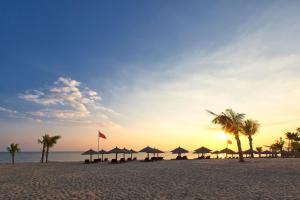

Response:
(127, 158), (132, 161)
(111, 159), (118, 164)
(120, 158), (126, 163)
(205, 156), (211, 159)
(182, 156), (188, 160)
(104, 158), (108, 162)
(84, 159), (90, 164)
(133, 157), (137, 161)
(176, 155), (182, 160)
(144, 157), (150, 162)
(151, 157), (157, 161)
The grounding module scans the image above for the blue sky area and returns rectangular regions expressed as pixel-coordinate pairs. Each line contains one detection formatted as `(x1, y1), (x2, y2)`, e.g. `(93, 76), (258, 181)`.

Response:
(1, 1), (300, 151)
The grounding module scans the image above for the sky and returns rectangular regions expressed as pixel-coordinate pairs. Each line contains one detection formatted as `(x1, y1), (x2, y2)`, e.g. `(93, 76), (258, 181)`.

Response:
(1, 1), (300, 152)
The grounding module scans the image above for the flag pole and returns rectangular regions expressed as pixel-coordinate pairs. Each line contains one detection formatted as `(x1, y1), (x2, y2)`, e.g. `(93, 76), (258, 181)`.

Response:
(97, 131), (99, 159)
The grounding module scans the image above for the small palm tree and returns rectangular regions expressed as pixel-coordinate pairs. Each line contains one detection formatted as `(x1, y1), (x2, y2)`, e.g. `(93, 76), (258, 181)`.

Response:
(271, 137), (285, 157)
(256, 147), (262, 158)
(45, 135), (61, 163)
(285, 132), (294, 152)
(241, 119), (260, 158)
(7, 143), (20, 164)
(208, 109), (245, 162)
(38, 134), (50, 163)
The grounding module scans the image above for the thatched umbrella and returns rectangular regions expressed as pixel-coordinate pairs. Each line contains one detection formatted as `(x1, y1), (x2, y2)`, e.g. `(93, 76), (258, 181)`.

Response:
(128, 149), (137, 159)
(122, 148), (130, 159)
(219, 148), (236, 158)
(243, 149), (258, 158)
(139, 146), (155, 159)
(171, 146), (189, 157)
(98, 149), (107, 161)
(108, 147), (124, 160)
(153, 148), (164, 157)
(262, 150), (272, 157)
(194, 146), (212, 158)
(212, 150), (220, 158)
(82, 149), (97, 161)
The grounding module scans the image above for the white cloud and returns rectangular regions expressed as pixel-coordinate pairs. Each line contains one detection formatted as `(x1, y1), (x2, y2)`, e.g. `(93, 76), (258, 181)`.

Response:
(18, 77), (117, 127)
(0, 106), (18, 114)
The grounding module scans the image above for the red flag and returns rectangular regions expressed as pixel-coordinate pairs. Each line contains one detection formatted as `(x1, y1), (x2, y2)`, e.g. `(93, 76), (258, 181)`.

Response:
(98, 131), (107, 139)
(227, 139), (232, 144)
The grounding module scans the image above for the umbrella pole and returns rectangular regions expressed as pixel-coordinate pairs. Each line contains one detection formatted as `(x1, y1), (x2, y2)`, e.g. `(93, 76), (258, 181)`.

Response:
(116, 153), (117, 160)
(90, 154), (92, 162)
(147, 153), (149, 159)
(131, 153), (133, 159)
(97, 134), (99, 159)
(102, 153), (103, 161)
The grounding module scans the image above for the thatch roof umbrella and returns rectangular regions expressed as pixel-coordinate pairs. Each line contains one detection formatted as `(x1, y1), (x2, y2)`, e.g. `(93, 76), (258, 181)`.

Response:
(122, 148), (130, 159)
(212, 150), (220, 158)
(153, 148), (164, 157)
(108, 147), (124, 160)
(82, 149), (97, 161)
(219, 148), (236, 158)
(98, 149), (107, 161)
(194, 146), (212, 158)
(243, 149), (258, 158)
(262, 150), (272, 157)
(128, 149), (137, 159)
(171, 146), (189, 157)
(139, 146), (155, 159)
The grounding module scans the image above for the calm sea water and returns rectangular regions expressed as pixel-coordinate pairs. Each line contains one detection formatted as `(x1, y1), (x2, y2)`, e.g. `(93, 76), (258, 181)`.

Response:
(0, 152), (216, 163)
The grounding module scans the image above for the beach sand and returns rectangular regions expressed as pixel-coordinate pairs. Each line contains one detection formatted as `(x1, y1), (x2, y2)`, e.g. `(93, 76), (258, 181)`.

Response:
(1, 158), (300, 200)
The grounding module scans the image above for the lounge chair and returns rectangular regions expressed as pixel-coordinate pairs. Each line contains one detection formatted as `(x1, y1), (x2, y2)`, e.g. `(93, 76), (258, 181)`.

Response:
(144, 157), (150, 162)
(110, 159), (118, 164)
(104, 158), (108, 162)
(84, 159), (90, 164)
(120, 158), (126, 163)
(176, 155), (182, 160)
(205, 156), (210, 159)
(182, 156), (188, 160)
(127, 158), (132, 161)
(133, 157), (137, 160)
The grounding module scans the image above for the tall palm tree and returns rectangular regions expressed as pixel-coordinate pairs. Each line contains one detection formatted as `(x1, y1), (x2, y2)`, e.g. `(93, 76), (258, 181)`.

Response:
(285, 132), (294, 152)
(38, 134), (50, 163)
(7, 143), (20, 164)
(241, 119), (260, 158)
(208, 109), (245, 162)
(45, 135), (61, 163)
(256, 147), (262, 158)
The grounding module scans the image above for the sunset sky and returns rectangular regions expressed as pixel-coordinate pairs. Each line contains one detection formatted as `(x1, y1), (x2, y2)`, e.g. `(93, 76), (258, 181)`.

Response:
(1, 1), (300, 152)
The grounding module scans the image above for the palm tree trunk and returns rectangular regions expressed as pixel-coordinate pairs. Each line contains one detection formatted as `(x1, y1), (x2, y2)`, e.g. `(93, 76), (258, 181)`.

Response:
(12, 154), (15, 164)
(235, 133), (244, 162)
(45, 146), (49, 163)
(248, 136), (254, 158)
(41, 144), (45, 163)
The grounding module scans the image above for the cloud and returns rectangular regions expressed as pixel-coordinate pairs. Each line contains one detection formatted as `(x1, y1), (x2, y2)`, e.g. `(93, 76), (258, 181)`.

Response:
(18, 77), (117, 127)
(20, 77), (98, 119)
(0, 106), (18, 115)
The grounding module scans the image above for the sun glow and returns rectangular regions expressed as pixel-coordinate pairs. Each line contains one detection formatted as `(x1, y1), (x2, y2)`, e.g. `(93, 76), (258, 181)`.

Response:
(217, 132), (228, 141)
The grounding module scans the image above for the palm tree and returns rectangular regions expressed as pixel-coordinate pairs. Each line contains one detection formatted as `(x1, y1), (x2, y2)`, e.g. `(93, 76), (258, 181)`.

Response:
(256, 147), (262, 158)
(241, 119), (260, 158)
(208, 109), (245, 162)
(45, 135), (61, 163)
(7, 143), (20, 164)
(38, 134), (50, 163)
(285, 132), (294, 152)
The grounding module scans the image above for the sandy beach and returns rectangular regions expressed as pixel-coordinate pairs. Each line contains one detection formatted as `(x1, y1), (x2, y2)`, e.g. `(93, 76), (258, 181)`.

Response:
(1, 159), (300, 200)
